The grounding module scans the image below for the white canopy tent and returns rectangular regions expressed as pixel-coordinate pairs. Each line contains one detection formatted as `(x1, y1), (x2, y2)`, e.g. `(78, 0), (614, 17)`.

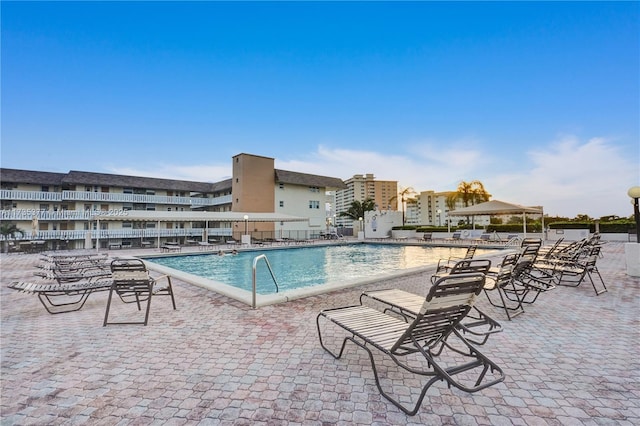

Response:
(448, 200), (544, 238)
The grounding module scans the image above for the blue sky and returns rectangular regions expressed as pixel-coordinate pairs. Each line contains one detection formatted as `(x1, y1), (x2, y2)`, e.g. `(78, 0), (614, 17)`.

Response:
(2, 1), (638, 218)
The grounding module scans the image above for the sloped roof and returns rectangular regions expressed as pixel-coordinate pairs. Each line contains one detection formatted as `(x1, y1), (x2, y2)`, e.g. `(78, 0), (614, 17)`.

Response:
(1, 167), (343, 193)
(0, 168), (66, 186)
(274, 169), (346, 189)
(63, 170), (218, 193)
(449, 200), (543, 216)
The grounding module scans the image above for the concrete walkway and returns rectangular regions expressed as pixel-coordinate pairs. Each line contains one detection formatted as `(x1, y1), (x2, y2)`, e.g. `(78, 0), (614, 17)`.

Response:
(1, 242), (638, 425)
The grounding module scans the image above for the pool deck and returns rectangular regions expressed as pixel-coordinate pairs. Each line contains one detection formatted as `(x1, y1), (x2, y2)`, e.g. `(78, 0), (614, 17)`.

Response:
(1, 242), (639, 425)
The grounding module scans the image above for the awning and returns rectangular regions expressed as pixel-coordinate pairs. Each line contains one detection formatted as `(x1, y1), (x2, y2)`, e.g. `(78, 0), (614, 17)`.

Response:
(449, 200), (542, 216)
(94, 211), (309, 223)
(449, 200), (544, 238)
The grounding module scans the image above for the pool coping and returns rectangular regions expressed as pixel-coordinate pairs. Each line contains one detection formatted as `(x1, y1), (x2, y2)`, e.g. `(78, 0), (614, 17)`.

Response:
(140, 244), (511, 308)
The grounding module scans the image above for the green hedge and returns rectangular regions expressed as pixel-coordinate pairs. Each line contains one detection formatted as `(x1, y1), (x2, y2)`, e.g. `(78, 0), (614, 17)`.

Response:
(548, 222), (634, 233)
(486, 224), (543, 233)
(396, 220), (635, 234)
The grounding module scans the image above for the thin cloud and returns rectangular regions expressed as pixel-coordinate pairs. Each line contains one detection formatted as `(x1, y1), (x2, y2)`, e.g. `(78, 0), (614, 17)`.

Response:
(109, 164), (231, 183)
(485, 136), (636, 217)
(106, 135), (635, 218)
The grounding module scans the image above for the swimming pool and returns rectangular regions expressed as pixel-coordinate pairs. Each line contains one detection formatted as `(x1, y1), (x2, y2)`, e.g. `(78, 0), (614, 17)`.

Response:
(143, 243), (497, 307)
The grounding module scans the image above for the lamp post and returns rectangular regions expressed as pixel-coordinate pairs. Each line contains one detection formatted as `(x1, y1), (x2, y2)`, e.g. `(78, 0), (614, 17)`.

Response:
(242, 214), (249, 246)
(358, 217), (363, 239)
(625, 186), (640, 277)
(436, 209), (442, 227)
(628, 187), (640, 243)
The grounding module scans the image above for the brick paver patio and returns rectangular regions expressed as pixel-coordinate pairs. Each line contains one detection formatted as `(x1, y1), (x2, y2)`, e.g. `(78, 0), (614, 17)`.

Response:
(1, 242), (639, 425)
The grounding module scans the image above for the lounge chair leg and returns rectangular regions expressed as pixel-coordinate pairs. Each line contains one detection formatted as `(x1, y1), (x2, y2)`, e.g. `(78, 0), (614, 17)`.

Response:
(589, 270), (607, 295)
(38, 291), (92, 314)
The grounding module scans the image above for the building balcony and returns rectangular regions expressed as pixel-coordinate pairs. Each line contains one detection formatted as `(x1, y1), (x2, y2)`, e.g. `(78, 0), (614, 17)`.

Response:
(1, 227), (232, 242)
(0, 190), (62, 202)
(1, 189), (231, 207)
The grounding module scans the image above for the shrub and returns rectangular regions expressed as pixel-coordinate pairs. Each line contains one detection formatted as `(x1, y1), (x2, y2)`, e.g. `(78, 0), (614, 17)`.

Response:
(391, 225), (418, 230)
(487, 224), (542, 233)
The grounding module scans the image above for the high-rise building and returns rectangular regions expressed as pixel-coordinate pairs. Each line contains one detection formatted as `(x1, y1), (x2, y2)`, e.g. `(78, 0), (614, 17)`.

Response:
(415, 190), (490, 227)
(334, 174), (398, 228)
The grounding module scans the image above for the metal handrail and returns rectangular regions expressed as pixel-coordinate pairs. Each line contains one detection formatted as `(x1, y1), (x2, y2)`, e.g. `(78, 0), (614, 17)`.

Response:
(252, 254), (279, 309)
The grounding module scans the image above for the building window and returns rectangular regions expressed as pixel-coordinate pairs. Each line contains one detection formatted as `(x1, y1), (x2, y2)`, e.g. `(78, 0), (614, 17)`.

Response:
(39, 204), (50, 211)
(279, 183), (285, 189)
(309, 186), (320, 193)
(41, 186), (49, 192)
(123, 188), (133, 194)
(122, 222), (132, 228)
(146, 204), (156, 211)
(279, 201), (284, 208)
(309, 200), (320, 209)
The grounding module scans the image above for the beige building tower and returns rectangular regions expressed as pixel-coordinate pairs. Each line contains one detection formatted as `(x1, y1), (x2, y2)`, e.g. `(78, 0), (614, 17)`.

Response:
(334, 174), (398, 228)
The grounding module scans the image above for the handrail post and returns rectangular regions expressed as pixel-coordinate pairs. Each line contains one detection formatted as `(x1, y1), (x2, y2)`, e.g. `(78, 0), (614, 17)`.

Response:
(252, 258), (258, 309)
(252, 254), (279, 309)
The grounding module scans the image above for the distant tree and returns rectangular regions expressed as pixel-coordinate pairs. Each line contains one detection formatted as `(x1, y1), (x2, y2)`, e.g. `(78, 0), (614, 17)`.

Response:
(545, 215), (570, 224)
(452, 180), (491, 224)
(573, 214), (592, 222)
(339, 199), (376, 222)
(445, 193), (458, 211)
(507, 215), (523, 224)
(454, 180), (490, 207)
(388, 186), (417, 226)
(0, 222), (24, 253)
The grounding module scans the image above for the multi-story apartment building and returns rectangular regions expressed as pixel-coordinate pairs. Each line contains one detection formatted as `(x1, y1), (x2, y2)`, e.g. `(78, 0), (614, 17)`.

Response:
(0, 153), (345, 250)
(334, 174), (398, 228)
(232, 153), (345, 239)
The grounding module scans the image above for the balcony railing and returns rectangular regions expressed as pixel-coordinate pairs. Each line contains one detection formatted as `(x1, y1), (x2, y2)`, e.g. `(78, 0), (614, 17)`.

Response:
(1, 189), (231, 207)
(1, 210), (94, 221)
(61, 191), (230, 206)
(1, 228), (232, 241)
(0, 190), (62, 202)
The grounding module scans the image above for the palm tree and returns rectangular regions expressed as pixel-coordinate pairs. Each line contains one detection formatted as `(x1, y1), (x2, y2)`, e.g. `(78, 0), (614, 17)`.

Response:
(388, 186), (417, 226)
(339, 198), (376, 222)
(0, 222), (24, 253)
(452, 180), (491, 224)
(455, 180), (490, 207)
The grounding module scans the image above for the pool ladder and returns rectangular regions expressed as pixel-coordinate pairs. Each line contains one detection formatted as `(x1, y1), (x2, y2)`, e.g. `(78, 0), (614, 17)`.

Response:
(252, 254), (279, 309)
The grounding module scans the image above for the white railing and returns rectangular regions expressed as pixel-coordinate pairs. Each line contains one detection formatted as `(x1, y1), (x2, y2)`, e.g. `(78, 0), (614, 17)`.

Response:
(62, 191), (230, 206)
(191, 195), (232, 206)
(1, 210), (94, 221)
(0, 190), (62, 202)
(1, 189), (230, 207)
(1, 227), (232, 241)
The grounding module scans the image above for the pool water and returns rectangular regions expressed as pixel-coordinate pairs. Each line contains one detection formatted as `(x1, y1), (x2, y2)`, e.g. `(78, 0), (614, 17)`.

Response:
(145, 244), (491, 295)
